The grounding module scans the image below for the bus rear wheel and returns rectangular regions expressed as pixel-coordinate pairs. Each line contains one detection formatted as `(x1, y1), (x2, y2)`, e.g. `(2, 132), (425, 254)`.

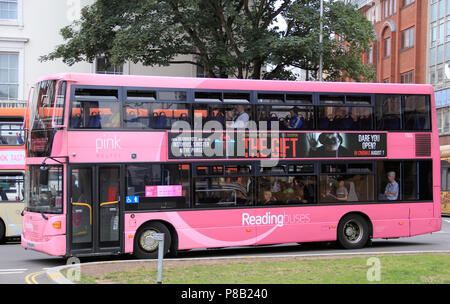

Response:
(134, 222), (171, 259)
(0, 219), (5, 244)
(337, 214), (370, 249)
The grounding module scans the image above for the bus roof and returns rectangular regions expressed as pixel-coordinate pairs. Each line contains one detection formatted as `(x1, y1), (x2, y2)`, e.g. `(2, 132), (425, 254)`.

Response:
(36, 73), (435, 96)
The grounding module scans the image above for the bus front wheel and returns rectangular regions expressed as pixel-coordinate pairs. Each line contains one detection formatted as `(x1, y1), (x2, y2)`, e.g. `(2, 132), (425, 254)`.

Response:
(337, 214), (370, 249)
(134, 222), (171, 259)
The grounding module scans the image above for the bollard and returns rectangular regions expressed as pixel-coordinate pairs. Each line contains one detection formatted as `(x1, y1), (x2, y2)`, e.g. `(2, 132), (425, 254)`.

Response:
(153, 233), (164, 284)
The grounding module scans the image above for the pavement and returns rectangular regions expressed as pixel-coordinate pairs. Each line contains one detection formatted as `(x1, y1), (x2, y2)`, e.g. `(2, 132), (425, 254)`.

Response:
(0, 217), (449, 284)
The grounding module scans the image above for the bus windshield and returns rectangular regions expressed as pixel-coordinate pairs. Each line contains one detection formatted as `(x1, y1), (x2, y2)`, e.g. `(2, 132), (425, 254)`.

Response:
(27, 80), (57, 157)
(27, 165), (63, 214)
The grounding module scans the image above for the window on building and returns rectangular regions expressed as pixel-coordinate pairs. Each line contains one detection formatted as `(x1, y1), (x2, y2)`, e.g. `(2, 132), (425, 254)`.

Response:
(431, 26), (437, 47)
(439, 23), (445, 44)
(430, 71), (436, 84)
(367, 46), (373, 64)
(0, 0), (17, 20)
(402, 0), (414, 6)
(446, 42), (450, 61)
(96, 57), (123, 75)
(400, 70), (414, 83)
(439, 0), (445, 19)
(384, 37), (391, 57)
(401, 27), (415, 50)
(431, 2), (438, 22)
(0, 53), (18, 100)
(430, 47), (436, 66)
(446, 22), (450, 42)
(438, 45), (445, 64)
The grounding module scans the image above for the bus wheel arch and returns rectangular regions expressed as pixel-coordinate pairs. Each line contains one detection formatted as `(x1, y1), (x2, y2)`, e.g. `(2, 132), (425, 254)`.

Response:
(133, 220), (177, 259)
(337, 212), (372, 249)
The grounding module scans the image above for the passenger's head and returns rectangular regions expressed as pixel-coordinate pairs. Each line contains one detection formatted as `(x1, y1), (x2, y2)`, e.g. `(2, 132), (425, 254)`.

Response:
(336, 108), (347, 118)
(263, 190), (272, 201)
(387, 171), (396, 182)
(290, 108), (298, 117)
(236, 105), (245, 114)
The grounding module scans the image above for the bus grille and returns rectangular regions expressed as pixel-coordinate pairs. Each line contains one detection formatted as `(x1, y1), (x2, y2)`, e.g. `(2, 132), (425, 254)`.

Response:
(415, 134), (431, 157)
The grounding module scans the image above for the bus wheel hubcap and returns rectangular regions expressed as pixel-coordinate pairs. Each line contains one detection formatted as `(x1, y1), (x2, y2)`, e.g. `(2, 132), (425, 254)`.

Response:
(344, 221), (362, 243)
(140, 230), (159, 252)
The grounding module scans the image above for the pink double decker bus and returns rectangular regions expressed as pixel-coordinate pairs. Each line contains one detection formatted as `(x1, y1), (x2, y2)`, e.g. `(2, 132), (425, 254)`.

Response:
(21, 73), (441, 258)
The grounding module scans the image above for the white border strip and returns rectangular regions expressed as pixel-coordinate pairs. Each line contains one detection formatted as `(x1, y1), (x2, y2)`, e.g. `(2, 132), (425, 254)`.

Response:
(46, 250), (450, 284)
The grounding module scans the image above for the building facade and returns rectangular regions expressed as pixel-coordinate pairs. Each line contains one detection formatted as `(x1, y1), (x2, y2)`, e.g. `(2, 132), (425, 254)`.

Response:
(345, 0), (427, 84)
(428, 0), (450, 148)
(0, 0), (196, 105)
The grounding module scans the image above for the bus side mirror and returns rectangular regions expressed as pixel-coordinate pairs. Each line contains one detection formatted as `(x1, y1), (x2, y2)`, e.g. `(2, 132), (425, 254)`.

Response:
(39, 167), (49, 185)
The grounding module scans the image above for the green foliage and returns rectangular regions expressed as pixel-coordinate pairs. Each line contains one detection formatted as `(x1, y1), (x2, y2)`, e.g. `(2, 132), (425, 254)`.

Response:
(42, 0), (375, 81)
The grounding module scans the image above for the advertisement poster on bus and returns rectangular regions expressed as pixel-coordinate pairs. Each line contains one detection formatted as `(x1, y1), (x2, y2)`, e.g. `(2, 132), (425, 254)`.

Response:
(168, 132), (387, 159)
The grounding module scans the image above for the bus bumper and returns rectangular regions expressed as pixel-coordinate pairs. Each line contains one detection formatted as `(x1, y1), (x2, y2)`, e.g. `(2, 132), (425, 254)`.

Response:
(21, 234), (66, 257)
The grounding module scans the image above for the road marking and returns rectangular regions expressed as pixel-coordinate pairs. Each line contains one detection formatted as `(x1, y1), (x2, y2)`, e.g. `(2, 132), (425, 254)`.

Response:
(0, 269), (27, 272)
(25, 271), (46, 284)
(0, 271), (25, 275)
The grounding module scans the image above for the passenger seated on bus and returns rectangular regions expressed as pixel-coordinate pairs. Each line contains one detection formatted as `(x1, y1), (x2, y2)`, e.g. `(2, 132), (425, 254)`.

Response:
(212, 111), (225, 127)
(357, 108), (372, 129)
(149, 112), (168, 129)
(405, 112), (426, 130)
(229, 105), (249, 128)
(302, 179), (315, 203)
(288, 188), (308, 204)
(379, 171), (399, 200)
(16, 133), (24, 145)
(334, 108), (355, 130)
(261, 190), (277, 205)
(285, 107), (303, 129)
(319, 113), (335, 130)
(322, 179), (348, 202)
(71, 113), (82, 128)
(382, 115), (401, 130)
(347, 181), (359, 202)
(87, 112), (101, 128)
(302, 112), (314, 129)
(149, 112), (159, 129)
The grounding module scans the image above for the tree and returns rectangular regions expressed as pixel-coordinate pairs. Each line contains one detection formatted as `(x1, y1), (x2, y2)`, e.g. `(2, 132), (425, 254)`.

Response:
(42, 0), (375, 81)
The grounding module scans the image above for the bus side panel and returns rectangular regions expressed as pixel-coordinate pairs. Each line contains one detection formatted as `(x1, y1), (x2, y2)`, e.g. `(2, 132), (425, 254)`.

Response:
(124, 203), (426, 253)
(1, 203), (23, 237)
(409, 203), (441, 237)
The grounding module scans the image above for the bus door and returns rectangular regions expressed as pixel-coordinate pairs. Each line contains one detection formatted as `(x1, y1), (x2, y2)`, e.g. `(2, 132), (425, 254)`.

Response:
(69, 165), (122, 254)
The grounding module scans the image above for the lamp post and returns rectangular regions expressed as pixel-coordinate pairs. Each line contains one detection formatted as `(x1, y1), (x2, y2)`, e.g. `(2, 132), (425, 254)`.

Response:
(319, 0), (323, 81)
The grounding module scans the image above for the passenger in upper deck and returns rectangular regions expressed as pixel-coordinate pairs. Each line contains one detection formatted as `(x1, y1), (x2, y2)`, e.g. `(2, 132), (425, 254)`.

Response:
(285, 107), (303, 129)
(229, 105), (249, 128)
